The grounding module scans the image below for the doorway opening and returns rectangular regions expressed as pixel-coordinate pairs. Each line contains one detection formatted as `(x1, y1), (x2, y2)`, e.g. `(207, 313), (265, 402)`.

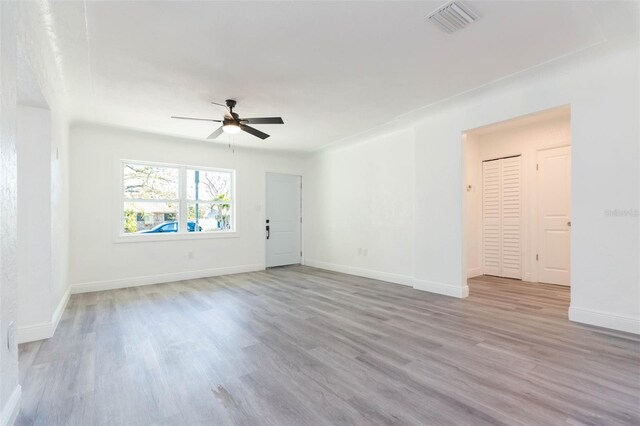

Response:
(463, 106), (571, 297)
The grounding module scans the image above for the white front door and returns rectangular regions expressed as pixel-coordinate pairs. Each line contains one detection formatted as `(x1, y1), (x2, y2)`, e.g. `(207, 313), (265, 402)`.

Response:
(266, 173), (301, 267)
(537, 146), (571, 286)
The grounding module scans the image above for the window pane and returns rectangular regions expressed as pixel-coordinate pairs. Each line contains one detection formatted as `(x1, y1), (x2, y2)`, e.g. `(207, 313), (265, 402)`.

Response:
(124, 164), (179, 199)
(187, 202), (232, 232)
(123, 201), (179, 233)
(187, 169), (232, 202)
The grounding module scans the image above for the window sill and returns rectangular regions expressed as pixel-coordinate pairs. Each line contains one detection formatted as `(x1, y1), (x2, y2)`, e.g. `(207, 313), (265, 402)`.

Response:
(114, 231), (239, 244)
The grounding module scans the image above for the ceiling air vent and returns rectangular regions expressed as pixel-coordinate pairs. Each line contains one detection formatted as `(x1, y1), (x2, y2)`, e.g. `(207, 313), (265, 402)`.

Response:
(427, 1), (479, 33)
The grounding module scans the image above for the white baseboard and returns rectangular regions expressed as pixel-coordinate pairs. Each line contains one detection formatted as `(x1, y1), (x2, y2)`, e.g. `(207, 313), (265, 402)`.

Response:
(52, 286), (71, 332)
(304, 259), (413, 287)
(17, 321), (53, 344)
(0, 385), (21, 426)
(413, 278), (469, 298)
(71, 263), (265, 294)
(17, 287), (71, 344)
(569, 306), (640, 335)
(467, 267), (482, 278)
(304, 259), (468, 299)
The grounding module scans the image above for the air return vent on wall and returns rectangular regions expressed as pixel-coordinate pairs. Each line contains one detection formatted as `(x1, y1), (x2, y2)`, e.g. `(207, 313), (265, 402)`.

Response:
(427, 1), (479, 33)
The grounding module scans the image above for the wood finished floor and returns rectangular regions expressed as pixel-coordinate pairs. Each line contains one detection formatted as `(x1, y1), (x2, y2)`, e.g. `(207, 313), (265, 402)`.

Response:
(17, 266), (640, 426)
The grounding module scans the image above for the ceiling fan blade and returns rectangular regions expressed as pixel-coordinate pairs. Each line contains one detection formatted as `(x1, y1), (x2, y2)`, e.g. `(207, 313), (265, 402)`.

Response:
(240, 124), (270, 140)
(241, 117), (284, 125)
(171, 116), (221, 122)
(207, 127), (225, 140)
(211, 101), (233, 115)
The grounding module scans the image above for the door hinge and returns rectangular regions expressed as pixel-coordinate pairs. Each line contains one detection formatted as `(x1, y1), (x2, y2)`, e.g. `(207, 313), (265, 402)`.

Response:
(300, 217), (302, 223)
(300, 251), (302, 257)
(536, 254), (539, 261)
(536, 163), (539, 171)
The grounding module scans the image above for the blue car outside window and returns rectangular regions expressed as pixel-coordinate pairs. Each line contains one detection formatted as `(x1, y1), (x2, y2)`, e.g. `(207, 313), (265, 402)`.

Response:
(139, 221), (201, 233)
(162, 222), (178, 232)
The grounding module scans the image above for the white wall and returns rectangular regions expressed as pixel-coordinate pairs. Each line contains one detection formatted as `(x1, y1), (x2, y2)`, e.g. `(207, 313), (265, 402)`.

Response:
(464, 132), (481, 278)
(16, 105), (52, 342)
(49, 110), (70, 324)
(68, 123), (305, 292)
(14, 1), (73, 346)
(304, 128), (415, 285)
(0, 1), (21, 424)
(305, 40), (639, 333)
(465, 110), (571, 282)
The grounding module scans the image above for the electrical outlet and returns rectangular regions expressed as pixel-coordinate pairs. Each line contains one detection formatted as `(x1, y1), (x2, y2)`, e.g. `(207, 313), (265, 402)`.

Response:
(188, 251), (194, 259)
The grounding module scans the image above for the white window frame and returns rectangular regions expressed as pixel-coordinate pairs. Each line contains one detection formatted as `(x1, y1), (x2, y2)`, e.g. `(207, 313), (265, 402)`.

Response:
(116, 160), (237, 243)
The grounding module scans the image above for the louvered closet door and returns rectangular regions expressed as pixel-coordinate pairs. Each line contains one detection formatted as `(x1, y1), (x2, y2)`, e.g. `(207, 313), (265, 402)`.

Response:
(482, 160), (501, 276)
(500, 157), (521, 279)
(482, 157), (522, 279)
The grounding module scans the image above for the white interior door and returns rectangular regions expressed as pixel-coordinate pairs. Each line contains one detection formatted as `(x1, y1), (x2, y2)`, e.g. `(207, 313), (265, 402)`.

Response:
(482, 156), (522, 279)
(266, 173), (301, 267)
(537, 146), (571, 286)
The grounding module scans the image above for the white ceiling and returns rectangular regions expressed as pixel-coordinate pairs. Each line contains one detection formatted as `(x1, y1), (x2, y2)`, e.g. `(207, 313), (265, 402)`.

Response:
(31, 1), (638, 151)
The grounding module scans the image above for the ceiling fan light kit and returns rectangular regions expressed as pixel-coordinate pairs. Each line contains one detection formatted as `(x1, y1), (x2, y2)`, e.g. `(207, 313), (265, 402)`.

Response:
(222, 121), (241, 134)
(171, 99), (284, 141)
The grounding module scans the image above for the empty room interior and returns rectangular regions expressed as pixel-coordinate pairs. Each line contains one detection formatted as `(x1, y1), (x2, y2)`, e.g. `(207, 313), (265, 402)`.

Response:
(1, 1), (639, 425)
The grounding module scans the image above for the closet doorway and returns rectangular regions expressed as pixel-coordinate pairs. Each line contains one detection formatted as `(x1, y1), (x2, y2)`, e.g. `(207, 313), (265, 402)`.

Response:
(464, 106), (571, 287)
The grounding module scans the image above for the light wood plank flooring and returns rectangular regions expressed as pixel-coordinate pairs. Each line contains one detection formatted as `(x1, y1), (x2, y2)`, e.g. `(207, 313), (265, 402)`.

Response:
(17, 266), (640, 425)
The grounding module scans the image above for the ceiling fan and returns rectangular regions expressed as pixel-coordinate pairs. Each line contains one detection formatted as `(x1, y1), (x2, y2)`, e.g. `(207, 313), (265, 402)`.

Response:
(171, 99), (284, 140)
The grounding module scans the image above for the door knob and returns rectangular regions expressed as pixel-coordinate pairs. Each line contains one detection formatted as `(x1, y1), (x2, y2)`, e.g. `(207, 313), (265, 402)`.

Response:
(567, 221), (571, 227)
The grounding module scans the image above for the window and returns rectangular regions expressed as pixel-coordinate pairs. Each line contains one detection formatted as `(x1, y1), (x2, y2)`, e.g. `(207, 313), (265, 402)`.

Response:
(186, 169), (233, 232)
(121, 161), (235, 237)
